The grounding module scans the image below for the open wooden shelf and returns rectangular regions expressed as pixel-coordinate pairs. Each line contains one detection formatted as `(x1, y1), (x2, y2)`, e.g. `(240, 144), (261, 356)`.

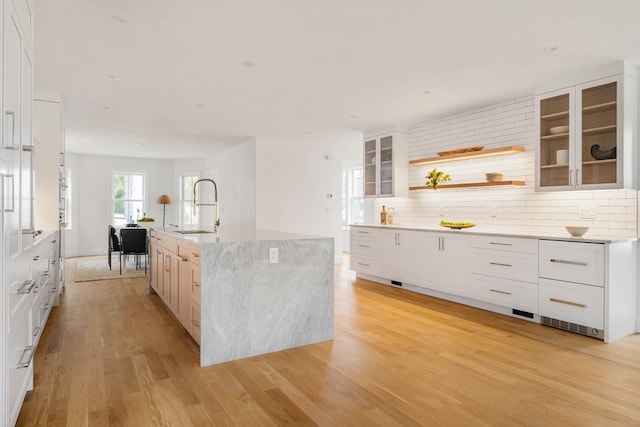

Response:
(409, 180), (525, 191)
(409, 146), (524, 165)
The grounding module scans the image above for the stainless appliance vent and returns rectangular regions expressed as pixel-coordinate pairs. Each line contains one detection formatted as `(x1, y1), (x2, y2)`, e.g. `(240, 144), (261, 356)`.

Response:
(540, 316), (604, 340)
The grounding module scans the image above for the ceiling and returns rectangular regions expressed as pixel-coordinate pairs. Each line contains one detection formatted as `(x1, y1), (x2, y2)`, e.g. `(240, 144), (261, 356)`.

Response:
(34, 0), (640, 160)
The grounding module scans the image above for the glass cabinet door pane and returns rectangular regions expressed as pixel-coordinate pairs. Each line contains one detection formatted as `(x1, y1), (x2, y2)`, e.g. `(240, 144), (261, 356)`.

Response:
(580, 82), (617, 185)
(539, 93), (570, 188)
(364, 139), (377, 196)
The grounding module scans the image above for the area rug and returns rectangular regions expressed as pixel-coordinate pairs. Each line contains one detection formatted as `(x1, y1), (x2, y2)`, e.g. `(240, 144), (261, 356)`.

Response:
(74, 255), (148, 282)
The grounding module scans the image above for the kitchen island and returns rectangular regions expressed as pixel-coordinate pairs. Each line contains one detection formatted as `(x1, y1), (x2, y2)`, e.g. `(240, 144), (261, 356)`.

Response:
(149, 228), (334, 366)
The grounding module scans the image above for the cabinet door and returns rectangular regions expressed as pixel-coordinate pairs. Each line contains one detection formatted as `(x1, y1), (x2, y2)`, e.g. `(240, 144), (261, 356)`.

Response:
(363, 138), (377, 197)
(439, 234), (470, 296)
(383, 230), (438, 288)
(576, 76), (622, 189)
(167, 253), (180, 313)
(536, 87), (574, 191)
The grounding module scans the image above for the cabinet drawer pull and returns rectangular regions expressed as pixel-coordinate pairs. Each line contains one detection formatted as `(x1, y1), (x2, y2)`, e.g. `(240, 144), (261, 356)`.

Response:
(17, 279), (36, 294)
(357, 230), (370, 234)
(192, 252), (200, 258)
(549, 297), (587, 308)
(193, 282), (200, 287)
(181, 256), (189, 262)
(358, 244), (370, 248)
(33, 326), (41, 337)
(489, 289), (512, 295)
(33, 255), (40, 261)
(358, 262), (371, 267)
(549, 259), (588, 266)
(489, 262), (512, 267)
(489, 242), (512, 246)
(17, 346), (35, 369)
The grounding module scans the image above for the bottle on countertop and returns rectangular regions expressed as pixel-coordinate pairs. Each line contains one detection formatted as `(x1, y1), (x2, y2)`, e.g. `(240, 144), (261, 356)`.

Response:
(387, 207), (395, 225)
(380, 205), (388, 225)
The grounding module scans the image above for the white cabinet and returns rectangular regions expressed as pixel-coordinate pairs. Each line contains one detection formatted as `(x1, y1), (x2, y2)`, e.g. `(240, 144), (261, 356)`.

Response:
(535, 70), (638, 191)
(469, 235), (539, 316)
(349, 227), (384, 277)
(538, 239), (636, 342)
(363, 131), (408, 198)
(382, 229), (434, 287)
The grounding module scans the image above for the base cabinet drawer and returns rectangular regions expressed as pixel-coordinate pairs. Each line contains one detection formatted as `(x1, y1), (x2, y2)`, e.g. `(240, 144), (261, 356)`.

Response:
(471, 250), (538, 283)
(469, 274), (538, 313)
(539, 240), (604, 286)
(539, 278), (604, 329)
(469, 235), (538, 254)
(350, 255), (381, 276)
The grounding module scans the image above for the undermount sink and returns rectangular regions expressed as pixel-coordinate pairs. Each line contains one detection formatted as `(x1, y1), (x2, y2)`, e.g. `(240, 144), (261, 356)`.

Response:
(173, 230), (215, 234)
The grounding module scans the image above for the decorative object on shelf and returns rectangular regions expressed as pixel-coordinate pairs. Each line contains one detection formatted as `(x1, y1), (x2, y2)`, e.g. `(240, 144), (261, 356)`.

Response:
(437, 146), (483, 156)
(549, 125), (569, 135)
(156, 194), (172, 227)
(425, 168), (451, 190)
(370, 155), (376, 164)
(555, 149), (569, 165)
(380, 205), (389, 225)
(485, 172), (503, 182)
(590, 144), (616, 160)
(565, 226), (589, 237)
(440, 220), (475, 230)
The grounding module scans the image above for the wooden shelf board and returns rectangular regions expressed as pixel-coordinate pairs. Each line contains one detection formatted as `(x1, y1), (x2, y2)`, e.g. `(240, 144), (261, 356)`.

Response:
(540, 164), (569, 169)
(409, 180), (525, 191)
(409, 146), (525, 165)
(540, 111), (569, 120)
(583, 101), (616, 114)
(540, 133), (569, 141)
(583, 159), (616, 166)
(583, 125), (616, 135)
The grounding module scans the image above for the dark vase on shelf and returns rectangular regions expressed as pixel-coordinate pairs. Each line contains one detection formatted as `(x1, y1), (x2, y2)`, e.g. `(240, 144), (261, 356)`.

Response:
(590, 144), (616, 160)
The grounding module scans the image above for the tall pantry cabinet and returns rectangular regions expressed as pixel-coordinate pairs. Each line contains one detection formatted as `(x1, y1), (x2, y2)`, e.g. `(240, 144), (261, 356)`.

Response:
(1, 1), (53, 425)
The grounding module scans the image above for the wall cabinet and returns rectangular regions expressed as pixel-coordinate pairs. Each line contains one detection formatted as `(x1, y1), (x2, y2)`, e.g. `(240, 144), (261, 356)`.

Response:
(363, 131), (408, 198)
(535, 72), (638, 191)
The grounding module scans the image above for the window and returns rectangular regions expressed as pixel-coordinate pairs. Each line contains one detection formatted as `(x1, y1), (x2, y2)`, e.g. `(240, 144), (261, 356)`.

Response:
(180, 174), (199, 227)
(112, 172), (145, 226)
(342, 166), (364, 227)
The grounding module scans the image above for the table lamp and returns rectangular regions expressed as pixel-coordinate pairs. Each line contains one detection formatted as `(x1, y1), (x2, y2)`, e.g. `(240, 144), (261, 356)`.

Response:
(156, 194), (172, 227)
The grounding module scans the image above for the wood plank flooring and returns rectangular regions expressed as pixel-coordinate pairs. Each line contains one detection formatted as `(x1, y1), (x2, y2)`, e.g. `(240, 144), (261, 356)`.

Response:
(17, 256), (640, 426)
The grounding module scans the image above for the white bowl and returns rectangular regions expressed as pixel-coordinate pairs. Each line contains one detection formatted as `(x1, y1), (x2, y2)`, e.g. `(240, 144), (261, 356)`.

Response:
(550, 125), (569, 135)
(565, 226), (588, 237)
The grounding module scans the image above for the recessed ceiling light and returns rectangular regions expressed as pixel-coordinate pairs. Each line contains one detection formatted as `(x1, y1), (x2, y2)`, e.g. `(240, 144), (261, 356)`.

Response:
(106, 74), (118, 80)
(111, 16), (128, 24)
(544, 46), (559, 52)
(241, 60), (256, 67)
(423, 90), (431, 95)
(102, 106), (112, 110)
(135, 143), (143, 147)
(196, 104), (206, 108)
(304, 132), (311, 135)
(348, 115), (357, 119)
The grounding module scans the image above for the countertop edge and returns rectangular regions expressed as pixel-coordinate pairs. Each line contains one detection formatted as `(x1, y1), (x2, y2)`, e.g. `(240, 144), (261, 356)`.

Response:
(349, 224), (638, 244)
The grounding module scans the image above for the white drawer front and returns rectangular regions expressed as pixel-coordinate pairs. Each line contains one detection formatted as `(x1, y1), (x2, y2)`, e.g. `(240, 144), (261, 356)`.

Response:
(470, 274), (538, 313)
(351, 227), (383, 240)
(539, 278), (604, 329)
(471, 250), (538, 283)
(350, 236), (383, 258)
(350, 255), (381, 276)
(469, 235), (538, 254)
(539, 240), (604, 287)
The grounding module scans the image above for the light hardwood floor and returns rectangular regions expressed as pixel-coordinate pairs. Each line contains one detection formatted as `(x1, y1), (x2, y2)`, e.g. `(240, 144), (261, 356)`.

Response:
(17, 257), (640, 426)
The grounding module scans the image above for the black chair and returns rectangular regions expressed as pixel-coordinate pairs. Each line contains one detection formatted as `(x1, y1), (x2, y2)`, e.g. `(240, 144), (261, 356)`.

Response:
(119, 228), (148, 274)
(108, 226), (121, 271)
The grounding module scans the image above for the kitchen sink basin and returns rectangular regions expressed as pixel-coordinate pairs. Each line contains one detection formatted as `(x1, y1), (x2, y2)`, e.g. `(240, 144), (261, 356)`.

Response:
(173, 230), (215, 234)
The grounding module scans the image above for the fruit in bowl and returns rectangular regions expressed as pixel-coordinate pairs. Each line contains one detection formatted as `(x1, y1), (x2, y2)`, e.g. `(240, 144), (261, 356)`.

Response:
(440, 220), (475, 230)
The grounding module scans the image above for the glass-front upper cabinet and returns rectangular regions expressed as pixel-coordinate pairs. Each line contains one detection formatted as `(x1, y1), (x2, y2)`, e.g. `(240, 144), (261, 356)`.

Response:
(363, 131), (408, 198)
(536, 73), (635, 191)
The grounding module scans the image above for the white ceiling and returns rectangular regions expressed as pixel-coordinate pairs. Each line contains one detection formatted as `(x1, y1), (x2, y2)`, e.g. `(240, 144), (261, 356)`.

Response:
(34, 0), (640, 160)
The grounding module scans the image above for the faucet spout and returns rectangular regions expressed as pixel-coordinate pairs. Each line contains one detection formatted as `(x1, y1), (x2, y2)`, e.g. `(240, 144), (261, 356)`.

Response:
(193, 178), (220, 232)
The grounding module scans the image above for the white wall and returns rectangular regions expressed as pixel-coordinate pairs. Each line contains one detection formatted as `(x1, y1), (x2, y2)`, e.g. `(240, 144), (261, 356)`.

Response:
(372, 95), (639, 238)
(255, 133), (362, 263)
(204, 138), (256, 232)
(64, 153), (174, 257)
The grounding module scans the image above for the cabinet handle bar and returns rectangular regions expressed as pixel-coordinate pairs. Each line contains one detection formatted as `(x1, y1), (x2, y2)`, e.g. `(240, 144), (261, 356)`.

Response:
(489, 242), (512, 246)
(549, 298), (587, 308)
(489, 289), (513, 295)
(489, 262), (512, 267)
(17, 346), (35, 369)
(549, 259), (588, 266)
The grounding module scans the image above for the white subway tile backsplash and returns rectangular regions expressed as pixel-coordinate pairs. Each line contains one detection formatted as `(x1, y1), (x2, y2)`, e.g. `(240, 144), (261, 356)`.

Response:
(383, 93), (639, 237)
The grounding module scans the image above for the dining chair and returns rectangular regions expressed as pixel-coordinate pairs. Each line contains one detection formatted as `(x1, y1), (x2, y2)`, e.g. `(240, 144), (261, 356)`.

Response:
(119, 228), (148, 274)
(108, 225), (121, 271)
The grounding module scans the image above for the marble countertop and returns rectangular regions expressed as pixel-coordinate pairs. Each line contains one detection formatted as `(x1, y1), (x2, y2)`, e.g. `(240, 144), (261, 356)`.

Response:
(350, 223), (638, 244)
(155, 227), (329, 244)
